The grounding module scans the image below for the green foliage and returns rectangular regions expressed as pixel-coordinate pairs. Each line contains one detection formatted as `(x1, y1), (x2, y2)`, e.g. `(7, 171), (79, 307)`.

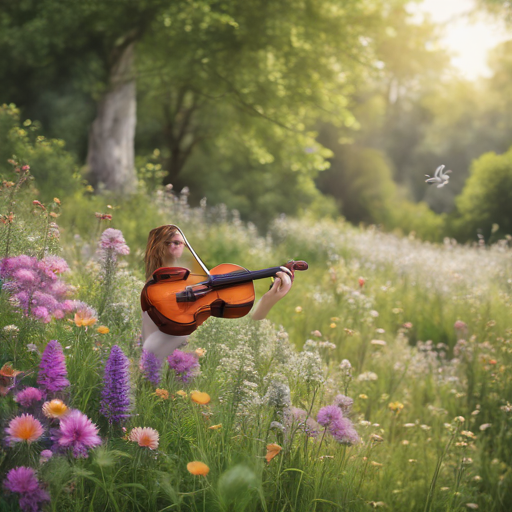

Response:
(455, 147), (512, 240)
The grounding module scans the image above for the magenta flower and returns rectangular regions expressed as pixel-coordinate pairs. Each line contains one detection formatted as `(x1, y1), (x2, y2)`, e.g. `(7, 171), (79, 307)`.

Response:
(329, 416), (360, 445)
(37, 340), (70, 395)
(99, 228), (130, 256)
(38, 255), (70, 276)
(100, 345), (131, 423)
(317, 405), (342, 427)
(139, 349), (161, 386)
(15, 387), (43, 407)
(3, 466), (50, 512)
(167, 349), (199, 383)
(54, 410), (101, 458)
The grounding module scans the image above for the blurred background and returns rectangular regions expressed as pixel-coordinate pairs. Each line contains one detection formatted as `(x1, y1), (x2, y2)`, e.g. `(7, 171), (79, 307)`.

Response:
(1, 0), (511, 243)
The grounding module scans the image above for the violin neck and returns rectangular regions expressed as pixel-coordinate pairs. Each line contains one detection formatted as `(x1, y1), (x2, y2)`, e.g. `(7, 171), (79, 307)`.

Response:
(210, 267), (282, 288)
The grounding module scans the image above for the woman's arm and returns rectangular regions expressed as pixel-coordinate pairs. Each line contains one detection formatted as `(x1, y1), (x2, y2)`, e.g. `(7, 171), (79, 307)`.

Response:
(250, 267), (293, 320)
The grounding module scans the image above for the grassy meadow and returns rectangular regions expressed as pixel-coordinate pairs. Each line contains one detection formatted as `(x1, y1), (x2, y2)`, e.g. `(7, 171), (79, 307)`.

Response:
(1, 185), (511, 512)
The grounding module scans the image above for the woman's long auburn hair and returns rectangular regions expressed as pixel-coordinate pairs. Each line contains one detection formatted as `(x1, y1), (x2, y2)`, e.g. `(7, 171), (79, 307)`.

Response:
(144, 225), (180, 280)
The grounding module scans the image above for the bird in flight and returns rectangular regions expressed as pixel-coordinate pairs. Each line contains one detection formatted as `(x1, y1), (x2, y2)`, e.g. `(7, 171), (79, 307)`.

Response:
(425, 165), (451, 188)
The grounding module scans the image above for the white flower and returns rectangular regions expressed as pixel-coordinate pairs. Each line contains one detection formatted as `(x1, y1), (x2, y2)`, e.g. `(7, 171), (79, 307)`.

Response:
(357, 371), (378, 381)
(425, 164), (451, 188)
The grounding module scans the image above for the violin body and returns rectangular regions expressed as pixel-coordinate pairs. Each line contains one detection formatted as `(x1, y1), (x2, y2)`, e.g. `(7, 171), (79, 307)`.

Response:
(141, 260), (308, 336)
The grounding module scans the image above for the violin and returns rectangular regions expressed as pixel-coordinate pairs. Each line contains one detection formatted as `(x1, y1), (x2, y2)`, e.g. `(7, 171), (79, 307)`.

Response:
(141, 260), (308, 336)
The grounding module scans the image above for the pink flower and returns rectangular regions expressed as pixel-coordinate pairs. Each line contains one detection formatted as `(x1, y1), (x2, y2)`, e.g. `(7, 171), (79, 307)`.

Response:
(38, 256), (69, 275)
(5, 414), (44, 444)
(129, 427), (159, 450)
(15, 387), (43, 407)
(3, 466), (50, 512)
(99, 228), (130, 256)
(454, 320), (467, 331)
(317, 405), (342, 427)
(55, 410), (101, 458)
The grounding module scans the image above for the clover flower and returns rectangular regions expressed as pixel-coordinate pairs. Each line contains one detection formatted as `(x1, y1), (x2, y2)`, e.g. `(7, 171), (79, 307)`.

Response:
(3, 466), (50, 512)
(167, 349), (199, 383)
(100, 345), (131, 423)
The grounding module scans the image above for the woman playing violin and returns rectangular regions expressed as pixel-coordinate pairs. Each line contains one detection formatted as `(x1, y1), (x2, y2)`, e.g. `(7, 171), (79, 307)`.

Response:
(142, 224), (293, 360)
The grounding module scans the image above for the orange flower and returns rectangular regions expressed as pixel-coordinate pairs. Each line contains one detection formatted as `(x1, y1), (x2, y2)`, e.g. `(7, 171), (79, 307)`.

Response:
(96, 326), (110, 334)
(187, 461), (210, 476)
(0, 363), (22, 379)
(194, 348), (206, 358)
(74, 310), (97, 327)
(330, 322), (337, 329)
(6, 414), (44, 444)
(176, 390), (187, 398)
(265, 443), (282, 463)
(129, 427), (159, 450)
(42, 399), (68, 418)
(208, 424), (222, 430)
(155, 389), (169, 400)
(191, 391), (210, 405)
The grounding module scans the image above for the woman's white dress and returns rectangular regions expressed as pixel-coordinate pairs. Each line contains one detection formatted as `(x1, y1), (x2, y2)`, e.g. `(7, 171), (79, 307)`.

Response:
(141, 310), (188, 361)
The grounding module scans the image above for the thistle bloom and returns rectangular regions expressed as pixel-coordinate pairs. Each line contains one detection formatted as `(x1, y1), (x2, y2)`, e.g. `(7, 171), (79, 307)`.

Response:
(317, 405), (342, 427)
(15, 387), (43, 407)
(55, 410), (101, 458)
(329, 416), (360, 445)
(167, 349), (199, 383)
(187, 461), (210, 476)
(3, 466), (50, 512)
(139, 349), (162, 386)
(129, 427), (159, 450)
(5, 414), (44, 444)
(37, 340), (70, 395)
(100, 345), (131, 423)
(42, 399), (68, 418)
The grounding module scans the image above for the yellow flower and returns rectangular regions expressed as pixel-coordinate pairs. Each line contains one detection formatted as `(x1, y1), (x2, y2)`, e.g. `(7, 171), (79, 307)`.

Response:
(42, 399), (68, 418)
(359, 394), (368, 400)
(370, 461), (383, 467)
(74, 311), (97, 327)
(176, 390), (187, 398)
(330, 317), (340, 322)
(191, 391), (210, 405)
(295, 306), (303, 313)
(187, 461), (210, 476)
(155, 389), (169, 400)
(388, 401), (404, 413)
(208, 424), (222, 430)
(96, 326), (110, 334)
(194, 348), (206, 358)
(330, 323), (337, 329)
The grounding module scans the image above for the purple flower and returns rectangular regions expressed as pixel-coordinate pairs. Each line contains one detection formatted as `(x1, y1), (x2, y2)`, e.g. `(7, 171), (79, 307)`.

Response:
(15, 387), (43, 407)
(39, 450), (53, 464)
(139, 349), (161, 386)
(333, 394), (354, 414)
(316, 405), (342, 427)
(100, 345), (131, 423)
(167, 349), (199, 383)
(38, 256), (70, 276)
(54, 410), (101, 458)
(3, 466), (50, 512)
(99, 228), (130, 256)
(329, 416), (360, 445)
(37, 340), (70, 395)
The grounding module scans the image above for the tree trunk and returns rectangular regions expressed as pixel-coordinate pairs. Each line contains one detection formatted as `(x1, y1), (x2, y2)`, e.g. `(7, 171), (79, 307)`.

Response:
(86, 42), (137, 194)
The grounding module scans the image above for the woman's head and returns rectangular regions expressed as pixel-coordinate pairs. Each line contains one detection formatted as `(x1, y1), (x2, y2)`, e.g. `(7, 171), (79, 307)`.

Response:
(144, 225), (186, 280)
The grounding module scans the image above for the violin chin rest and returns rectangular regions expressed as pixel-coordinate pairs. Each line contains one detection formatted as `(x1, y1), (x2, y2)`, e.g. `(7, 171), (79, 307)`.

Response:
(152, 267), (190, 282)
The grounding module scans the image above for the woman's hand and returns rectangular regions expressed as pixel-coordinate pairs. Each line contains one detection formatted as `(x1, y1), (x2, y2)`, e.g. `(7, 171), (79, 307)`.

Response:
(251, 266), (293, 320)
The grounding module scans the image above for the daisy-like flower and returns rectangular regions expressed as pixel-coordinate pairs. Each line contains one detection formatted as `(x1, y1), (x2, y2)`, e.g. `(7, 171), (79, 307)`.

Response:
(187, 461), (210, 476)
(74, 306), (98, 327)
(425, 164), (451, 188)
(129, 427), (159, 450)
(5, 414), (44, 444)
(42, 399), (68, 418)
(55, 410), (101, 458)
(15, 387), (43, 407)
(190, 391), (210, 405)
(3, 466), (50, 512)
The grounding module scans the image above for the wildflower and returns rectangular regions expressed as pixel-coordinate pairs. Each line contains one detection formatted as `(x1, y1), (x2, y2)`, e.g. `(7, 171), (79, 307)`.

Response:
(209, 424), (222, 430)
(96, 326), (110, 334)
(358, 277), (365, 288)
(191, 391), (211, 405)
(265, 443), (282, 463)
(42, 399), (68, 418)
(37, 340), (70, 395)
(388, 402), (404, 413)
(461, 430), (477, 439)
(55, 410), (101, 458)
(403, 322), (413, 329)
(187, 461), (210, 476)
(330, 317), (340, 322)
(357, 371), (378, 382)
(329, 417), (360, 445)
(74, 305), (98, 327)
(402, 440), (409, 445)
(333, 394), (354, 414)
(404, 423), (416, 428)
(15, 387), (43, 407)
(3, 466), (50, 512)
(479, 423), (492, 431)
(370, 434), (384, 443)
(139, 349), (162, 386)
(167, 349), (199, 383)
(98, 228), (130, 256)
(5, 414), (44, 444)
(465, 504), (479, 510)
(155, 389), (169, 400)
(100, 345), (131, 424)
(454, 416), (465, 423)
(311, 330), (322, 337)
(295, 306), (303, 313)
(176, 390), (187, 398)
(370, 310), (379, 318)
(359, 394), (368, 400)
(370, 461), (383, 467)
(330, 322), (337, 329)
(370, 339), (386, 347)
(129, 427), (159, 450)
(317, 405), (342, 427)
(264, 381), (291, 409)
(194, 348), (206, 357)
(39, 450), (53, 464)
(454, 320), (467, 331)
(26, 344), (39, 353)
